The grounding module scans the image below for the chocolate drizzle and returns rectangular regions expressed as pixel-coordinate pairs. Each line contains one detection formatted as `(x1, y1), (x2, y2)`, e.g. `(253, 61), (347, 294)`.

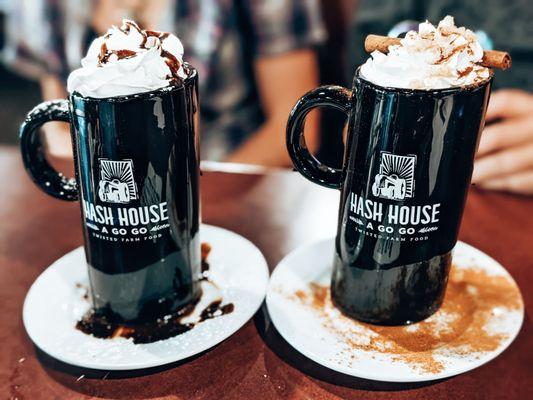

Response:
(161, 50), (182, 82)
(199, 301), (235, 322)
(96, 20), (184, 83)
(76, 300), (198, 344)
(75, 242), (235, 344)
(201, 242), (211, 275)
(146, 30), (170, 40)
(98, 42), (137, 64)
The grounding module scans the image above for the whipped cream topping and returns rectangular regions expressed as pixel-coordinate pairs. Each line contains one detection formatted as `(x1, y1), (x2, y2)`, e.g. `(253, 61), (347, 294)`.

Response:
(67, 20), (187, 98)
(360, 16), (490, 90)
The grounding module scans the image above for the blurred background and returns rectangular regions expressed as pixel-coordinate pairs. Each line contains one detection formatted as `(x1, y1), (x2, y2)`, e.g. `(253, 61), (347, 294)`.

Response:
(1, 0), (532, 194)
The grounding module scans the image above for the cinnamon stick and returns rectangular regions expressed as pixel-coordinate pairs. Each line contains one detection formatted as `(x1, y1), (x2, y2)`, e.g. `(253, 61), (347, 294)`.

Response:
(481, 51), (512, 70)
(364, 34), (511, 70)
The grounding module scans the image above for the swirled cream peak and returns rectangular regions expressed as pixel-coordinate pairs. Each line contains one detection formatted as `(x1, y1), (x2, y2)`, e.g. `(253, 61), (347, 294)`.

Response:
(67, 20), (186, 98)
(360, 16), (490, 89)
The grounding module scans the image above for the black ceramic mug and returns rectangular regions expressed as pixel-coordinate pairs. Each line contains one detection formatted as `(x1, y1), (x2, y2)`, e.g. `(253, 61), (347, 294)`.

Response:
(20, 67), (201, 323)
(287, 68), (492, 325)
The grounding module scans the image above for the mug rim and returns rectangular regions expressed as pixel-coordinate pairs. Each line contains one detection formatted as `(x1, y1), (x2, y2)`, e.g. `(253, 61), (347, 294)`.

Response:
(70, 62), (197, 103)
(354, 66), (493, 95)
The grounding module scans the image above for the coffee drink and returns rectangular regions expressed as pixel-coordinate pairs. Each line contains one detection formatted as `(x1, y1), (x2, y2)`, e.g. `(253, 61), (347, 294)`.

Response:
(20, 20), (201, 323)
(287, 17), (493, 324)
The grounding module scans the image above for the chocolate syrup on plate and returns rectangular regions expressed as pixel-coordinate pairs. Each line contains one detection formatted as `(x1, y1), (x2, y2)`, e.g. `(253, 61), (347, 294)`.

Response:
(75, 243), (234, 344)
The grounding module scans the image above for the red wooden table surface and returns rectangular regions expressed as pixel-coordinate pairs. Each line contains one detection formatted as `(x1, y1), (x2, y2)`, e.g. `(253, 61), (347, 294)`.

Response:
(0, 146), (531, 399)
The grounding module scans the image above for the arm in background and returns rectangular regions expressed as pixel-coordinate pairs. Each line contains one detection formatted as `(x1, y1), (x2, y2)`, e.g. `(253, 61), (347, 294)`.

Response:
(226, 48), (320, 167)
(40, 74), (72, 158)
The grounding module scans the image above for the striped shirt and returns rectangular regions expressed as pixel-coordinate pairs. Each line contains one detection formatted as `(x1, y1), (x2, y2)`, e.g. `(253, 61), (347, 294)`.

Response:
(2, 0), (326, 159)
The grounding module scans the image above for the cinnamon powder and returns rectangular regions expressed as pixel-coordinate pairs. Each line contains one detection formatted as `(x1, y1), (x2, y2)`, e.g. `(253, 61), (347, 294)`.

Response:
(284, 266), (522, 374)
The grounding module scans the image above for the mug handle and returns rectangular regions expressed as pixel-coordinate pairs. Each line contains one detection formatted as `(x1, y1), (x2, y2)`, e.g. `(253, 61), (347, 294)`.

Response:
(19, 100), (78, 201)
(286, 85), (352, 189)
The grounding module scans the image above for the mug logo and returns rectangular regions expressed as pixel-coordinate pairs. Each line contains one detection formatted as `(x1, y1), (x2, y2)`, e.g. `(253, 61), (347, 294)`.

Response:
(98, 159), (138, 204)
(372, 152), (416, 201)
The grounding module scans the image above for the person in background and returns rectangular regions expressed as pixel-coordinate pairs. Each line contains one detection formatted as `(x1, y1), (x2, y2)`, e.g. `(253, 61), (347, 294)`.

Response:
(347, 0), (533, 195)
(3, 0), (324, 167)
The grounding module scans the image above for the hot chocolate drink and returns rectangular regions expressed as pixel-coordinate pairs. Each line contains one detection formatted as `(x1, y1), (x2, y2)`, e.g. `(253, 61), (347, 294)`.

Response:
(20, 20), (201, 324)
(287, 16), (503, 324)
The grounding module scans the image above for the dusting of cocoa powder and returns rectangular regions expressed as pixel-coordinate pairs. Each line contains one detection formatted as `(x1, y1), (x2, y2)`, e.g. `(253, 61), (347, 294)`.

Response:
(284, 266), (522, 374)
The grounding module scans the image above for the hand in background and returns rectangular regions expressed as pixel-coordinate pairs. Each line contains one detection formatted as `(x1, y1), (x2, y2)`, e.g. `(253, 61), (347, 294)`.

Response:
(472, 89), (533, 195)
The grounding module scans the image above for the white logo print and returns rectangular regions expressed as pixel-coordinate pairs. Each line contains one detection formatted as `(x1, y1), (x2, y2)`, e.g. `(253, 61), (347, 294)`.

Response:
(98, 159), (138, 204)
(372, 152), (416, 201)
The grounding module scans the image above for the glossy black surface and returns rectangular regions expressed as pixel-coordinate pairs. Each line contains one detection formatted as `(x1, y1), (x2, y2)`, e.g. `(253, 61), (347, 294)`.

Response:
(286, 85), (352, 189)
(19, 100), (78, 200)
(288, 71), (492, 324)
(21, 71), (201, 323)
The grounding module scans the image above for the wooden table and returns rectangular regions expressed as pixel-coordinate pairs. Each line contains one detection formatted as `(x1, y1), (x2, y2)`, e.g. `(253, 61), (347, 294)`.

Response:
(1, 145), (531, 399)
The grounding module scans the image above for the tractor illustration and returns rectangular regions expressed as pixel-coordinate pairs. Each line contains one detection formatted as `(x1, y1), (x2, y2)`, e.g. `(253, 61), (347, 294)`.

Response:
(372, 173), (407, 200)
(98, 178), (131, 203)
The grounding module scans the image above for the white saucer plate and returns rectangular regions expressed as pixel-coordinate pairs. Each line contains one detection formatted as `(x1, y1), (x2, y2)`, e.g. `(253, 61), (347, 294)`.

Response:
(23, 224), (269, 370)
(266, 239), (524, 382)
